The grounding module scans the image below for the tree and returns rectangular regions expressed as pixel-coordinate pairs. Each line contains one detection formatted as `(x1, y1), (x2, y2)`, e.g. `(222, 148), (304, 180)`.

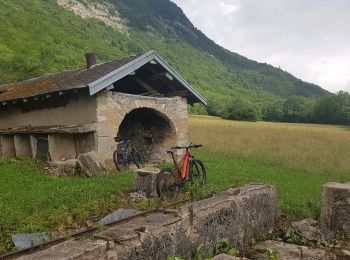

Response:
(224, 98), (260, 121)
(282, 96), (313, 123)
(313, 91), (350, 125)
(262, 100), (283, 122)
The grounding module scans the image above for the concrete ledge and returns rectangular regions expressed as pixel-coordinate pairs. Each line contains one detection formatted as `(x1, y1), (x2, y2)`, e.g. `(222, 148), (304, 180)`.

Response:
(17, 240), (107, 260)
(17, 184), (277, 259)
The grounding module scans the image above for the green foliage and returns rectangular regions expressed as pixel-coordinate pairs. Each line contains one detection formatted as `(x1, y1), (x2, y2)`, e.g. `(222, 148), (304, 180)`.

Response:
(313, 91), (350, 125)
(224, 97), (261, 121)
(213, 238), (239, 256)
(193, 243), (205, 260)
(307, 200), (321, 220)
(167, 257), (183, 260)
(282, 227), (307, 245)
(185, 181), (213, 201)
(189, 104), (208, 116)
(267, 248), (278, 260)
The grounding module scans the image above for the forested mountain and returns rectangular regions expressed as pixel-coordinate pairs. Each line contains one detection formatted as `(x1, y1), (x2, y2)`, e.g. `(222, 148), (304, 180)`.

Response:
(0, 0), (329, 119)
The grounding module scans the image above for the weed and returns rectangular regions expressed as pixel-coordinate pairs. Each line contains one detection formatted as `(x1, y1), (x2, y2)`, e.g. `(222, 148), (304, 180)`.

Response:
(267, 248), (278, 260)
(282, 227), (306, 245)
(307, 200), (321, 220)
(213, 238), (239, 257)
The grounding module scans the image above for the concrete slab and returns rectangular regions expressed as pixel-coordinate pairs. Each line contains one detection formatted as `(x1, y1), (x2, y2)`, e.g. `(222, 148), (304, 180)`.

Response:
(12, 233), (49, 250)
(98, 208), (141, 226)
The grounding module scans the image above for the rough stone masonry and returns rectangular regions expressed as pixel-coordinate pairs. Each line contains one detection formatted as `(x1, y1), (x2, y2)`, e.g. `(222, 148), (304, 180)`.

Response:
(17, 183), (277, 260)
(320, 182), (350, 232)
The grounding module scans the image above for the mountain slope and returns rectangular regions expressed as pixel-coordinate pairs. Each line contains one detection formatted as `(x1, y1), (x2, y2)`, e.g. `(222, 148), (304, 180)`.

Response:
(0, 0), (328, 118)
(108, 0), (327, 97)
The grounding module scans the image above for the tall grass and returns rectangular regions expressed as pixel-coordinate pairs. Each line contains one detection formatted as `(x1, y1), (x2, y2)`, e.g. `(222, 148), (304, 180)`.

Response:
(189, 116), (350, 176)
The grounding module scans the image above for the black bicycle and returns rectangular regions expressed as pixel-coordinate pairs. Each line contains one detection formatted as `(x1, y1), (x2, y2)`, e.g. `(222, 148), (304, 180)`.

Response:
(113, 137), (144, 171)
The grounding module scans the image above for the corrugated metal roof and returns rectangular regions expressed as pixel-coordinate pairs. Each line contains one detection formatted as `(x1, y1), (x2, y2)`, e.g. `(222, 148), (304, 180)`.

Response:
(0, 55), (139, 102)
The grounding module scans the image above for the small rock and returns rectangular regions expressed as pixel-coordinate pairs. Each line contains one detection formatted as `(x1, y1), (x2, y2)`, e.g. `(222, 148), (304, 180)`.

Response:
(249, 240), (336, 260)
(128, 191), (147, 202)
(12, 233), (49, 250)
(291, 218), (327, 243)
(340, 249), (350, 258)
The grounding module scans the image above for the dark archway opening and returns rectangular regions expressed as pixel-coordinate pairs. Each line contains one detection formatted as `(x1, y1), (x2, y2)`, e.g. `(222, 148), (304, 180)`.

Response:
(117, 108), (176, 163)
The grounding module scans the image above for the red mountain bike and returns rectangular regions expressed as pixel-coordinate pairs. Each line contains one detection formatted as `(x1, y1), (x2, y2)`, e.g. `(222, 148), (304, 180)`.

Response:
(156, 143), (206, 200)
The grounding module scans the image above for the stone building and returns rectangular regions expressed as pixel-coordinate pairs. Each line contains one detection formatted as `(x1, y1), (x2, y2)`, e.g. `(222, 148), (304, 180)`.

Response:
(0, 51), (206, 171)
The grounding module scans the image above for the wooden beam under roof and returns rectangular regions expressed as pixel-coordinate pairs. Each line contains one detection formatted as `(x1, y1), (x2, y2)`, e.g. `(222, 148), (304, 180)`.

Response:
(164, 90), (189, 97)
(133, 77), (159, 93)
(149, 72), (174, 81)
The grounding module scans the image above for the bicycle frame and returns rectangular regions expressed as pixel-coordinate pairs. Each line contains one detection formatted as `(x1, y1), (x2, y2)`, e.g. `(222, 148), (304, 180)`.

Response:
(169, 148), (191, 181)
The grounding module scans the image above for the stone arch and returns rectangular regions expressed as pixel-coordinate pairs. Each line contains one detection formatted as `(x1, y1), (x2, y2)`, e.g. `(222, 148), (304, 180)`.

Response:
(116, 107), (177, 162)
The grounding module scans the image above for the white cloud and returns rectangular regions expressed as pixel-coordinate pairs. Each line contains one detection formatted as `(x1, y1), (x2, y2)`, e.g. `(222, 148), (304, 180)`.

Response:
(172, 0), (350, 93)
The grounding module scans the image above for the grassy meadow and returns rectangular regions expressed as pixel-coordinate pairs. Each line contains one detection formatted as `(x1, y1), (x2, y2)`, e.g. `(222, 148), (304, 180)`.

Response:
(188, 116), (349, 218)
(0, 116), (350, 253)
(190, 116), (350, 177)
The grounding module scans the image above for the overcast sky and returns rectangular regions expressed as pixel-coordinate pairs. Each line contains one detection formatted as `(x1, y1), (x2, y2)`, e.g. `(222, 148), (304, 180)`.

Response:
(171, 0), (350, 93)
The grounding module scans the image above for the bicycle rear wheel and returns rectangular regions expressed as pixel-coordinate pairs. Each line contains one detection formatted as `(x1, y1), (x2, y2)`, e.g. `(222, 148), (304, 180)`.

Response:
(156, 168), (179, 200)
(113, 150), (128, 172)
(189, 159), (207, 187)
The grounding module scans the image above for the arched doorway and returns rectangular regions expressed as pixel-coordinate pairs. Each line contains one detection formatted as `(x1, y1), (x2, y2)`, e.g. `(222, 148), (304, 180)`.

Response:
(117, 108), (176, 162)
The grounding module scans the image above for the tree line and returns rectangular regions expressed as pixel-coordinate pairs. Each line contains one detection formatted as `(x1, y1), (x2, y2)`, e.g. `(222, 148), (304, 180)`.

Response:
(190, 91), (350, 125)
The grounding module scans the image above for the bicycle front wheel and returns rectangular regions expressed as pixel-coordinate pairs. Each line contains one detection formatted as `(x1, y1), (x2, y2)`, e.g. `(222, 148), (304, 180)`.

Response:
(189, 159), (207, 187)
(156, 168), (179, 200)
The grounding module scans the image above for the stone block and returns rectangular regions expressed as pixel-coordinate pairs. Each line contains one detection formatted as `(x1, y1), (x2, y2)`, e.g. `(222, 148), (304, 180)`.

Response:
(249, 240), (335, 259)
(320, 182), (350, 231)
(98, 183), (277, 259)
(14, 134), (32, 156)
(48, 159), (79, 176)
(48, 134), (76, 161)
(17, 239), (107, 260)
(77, 151), (105, 176)
(0, 135), (15, 156)
(132, 167), (160, 197)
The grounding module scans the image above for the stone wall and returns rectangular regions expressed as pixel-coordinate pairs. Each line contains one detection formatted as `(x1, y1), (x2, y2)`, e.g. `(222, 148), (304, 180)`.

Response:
(18, 184), (277, 260)
(0, 91), (97, 129)
(96, 91), (188, 171)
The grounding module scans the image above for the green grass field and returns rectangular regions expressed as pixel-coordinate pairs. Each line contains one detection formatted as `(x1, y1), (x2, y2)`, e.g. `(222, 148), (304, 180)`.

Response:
(0, 116), (349, 254)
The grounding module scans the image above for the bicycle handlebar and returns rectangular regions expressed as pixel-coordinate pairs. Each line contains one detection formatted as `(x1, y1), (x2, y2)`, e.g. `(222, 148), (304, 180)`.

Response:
(171, 144), (203, 150)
